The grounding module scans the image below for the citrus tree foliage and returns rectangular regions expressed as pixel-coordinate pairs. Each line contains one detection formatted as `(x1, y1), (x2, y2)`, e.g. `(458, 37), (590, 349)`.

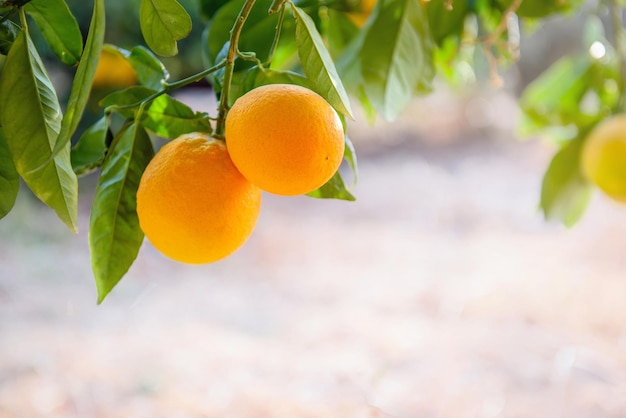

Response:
(0, 0), (617, 301)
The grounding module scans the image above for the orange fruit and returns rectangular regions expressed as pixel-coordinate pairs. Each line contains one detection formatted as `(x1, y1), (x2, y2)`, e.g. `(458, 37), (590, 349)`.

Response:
(136, 133), (262, 264)
(92, 49), (137, 89)
(347, 0), (377, 27)
(582, 115), (626, 203)
(225, 84), (345, 196)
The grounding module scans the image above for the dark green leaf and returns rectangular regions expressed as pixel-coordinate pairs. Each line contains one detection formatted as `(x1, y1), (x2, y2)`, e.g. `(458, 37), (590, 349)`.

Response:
(0, 129), (19, 219)
(198, 0), (230, 20)
(0, 29), (77, 231)
(100, 86), (157, 117)
(360, 0), (434, 120)
(142, 94), (212, 138)
(24, 0), (83, 66)
(425, 0), (468, 45)
(293, 6), (354, 119)
(90, 123), (154, 303)
(100, 87), (211, 137)
(242, 66), (312, 93)
(206, 39), (229, 93)
(307, 170), (356, 201)
(140, 0), (192, 57)
(540, 139), (591, 227)
(0, 20), (20, 55)
(204, 0), (277, 81)
(71, 116), (111, 176)
(52, 0), (105, 156)
(128, 45), (170, 90)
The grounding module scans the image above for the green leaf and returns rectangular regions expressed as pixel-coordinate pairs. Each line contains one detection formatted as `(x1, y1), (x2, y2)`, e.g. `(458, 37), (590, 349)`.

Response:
(540, 139), (592, 227)
(128, 45), (170, 90)
(425, 0), (468, 45)
(52, 0), (105, 157)
(142, 94), (212, 138)
(497, 0), (582, 18)
(325, 9), (359, 58)
(140, 0), (192, 57)
(307, 170), (356, 201)
(90, 122), (154, 303)
(203, 0), (278, 85)
(100, 86), (157, 117)
(24, 0), (83, 66)
(0, 129), (19, 219)
(360, 0), (434, 120)
(71, 116), (111, 176)
(335, 23), (368, 94)
(293, 6), (354, 119)
(343, 135), (358, 186)
(198, 0), (230, 20)
(520, 56), (593, 135)
(99, 88), (207, 137)
(0, 20), (20, 55)
(0, 28), (78, 232)
(242, 66), (312, 93)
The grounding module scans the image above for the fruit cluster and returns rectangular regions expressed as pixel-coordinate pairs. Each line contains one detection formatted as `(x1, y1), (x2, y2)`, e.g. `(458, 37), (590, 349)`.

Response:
(136, 84), (345, 264)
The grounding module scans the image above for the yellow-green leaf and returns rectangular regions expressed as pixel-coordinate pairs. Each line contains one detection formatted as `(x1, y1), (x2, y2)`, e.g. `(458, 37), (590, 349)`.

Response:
(90, 123), (154, 303)
(0, 28), (77, 231)
(140, 0), (192, 57)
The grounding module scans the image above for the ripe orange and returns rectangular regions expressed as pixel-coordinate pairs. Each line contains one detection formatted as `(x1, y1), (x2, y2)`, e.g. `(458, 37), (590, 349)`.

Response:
(581, 115), (626, 203)
(92, 49), (137, 89)
(136, 133), (262, 264)
(225, 84), (345, 196)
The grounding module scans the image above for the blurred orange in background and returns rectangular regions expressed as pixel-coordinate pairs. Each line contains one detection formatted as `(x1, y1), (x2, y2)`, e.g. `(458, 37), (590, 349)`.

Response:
(92, 48), (137, 89)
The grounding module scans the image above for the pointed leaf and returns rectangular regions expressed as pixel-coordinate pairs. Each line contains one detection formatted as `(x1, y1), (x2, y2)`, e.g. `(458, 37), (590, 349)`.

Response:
(90, 123), (154, 303)
(292, 6), (354, 119)
(541, 139), (592, 227)
(24, 0), (83, 66)
(71, 116), (111, 176)
(140, 0), (192, 57)
(52, 0), (105, 156)
(0, 30), (78, 231)
(0, 129), (19, 219)
(307, 170), (356, 201)
(142, 95), (212, 138)
(100, 86), (157, 118)
(128, 45), (170, 90)
(360, 0), (434, 120)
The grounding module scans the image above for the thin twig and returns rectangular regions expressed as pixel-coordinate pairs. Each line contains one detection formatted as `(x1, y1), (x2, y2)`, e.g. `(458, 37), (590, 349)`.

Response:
(482, 0), (523, 86)
(214, 0), (259, 138)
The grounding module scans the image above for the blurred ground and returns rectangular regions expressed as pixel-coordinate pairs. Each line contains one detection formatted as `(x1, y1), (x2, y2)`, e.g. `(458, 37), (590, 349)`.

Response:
(2, 88), (626, 417)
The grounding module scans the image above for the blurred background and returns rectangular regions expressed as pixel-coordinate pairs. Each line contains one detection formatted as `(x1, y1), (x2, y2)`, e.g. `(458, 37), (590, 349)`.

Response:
(2, 1), (626, 417)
